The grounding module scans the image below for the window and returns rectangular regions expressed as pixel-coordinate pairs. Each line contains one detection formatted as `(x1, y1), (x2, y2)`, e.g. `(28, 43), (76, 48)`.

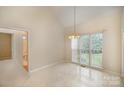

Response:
(0, 33), (12, 60)
(79, 34), (90, 65)
(91, 33), (103, 67)
(71, 32), (103, 69)
(71, 38), (78, 63)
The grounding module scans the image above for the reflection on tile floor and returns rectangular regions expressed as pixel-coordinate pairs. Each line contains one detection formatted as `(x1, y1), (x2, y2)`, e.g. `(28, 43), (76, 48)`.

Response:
(0, 63), (124, 87)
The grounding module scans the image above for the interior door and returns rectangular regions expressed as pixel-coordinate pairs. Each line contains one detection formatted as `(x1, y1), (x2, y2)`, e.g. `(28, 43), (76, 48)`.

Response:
(79, 34), (90, 66)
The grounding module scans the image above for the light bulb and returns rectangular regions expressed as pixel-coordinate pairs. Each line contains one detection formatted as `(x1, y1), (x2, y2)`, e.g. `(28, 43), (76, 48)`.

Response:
(22, 36), (26, 40)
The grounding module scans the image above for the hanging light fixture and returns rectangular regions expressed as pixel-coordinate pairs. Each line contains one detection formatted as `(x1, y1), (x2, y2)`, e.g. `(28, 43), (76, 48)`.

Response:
(68, 6), (80, 39)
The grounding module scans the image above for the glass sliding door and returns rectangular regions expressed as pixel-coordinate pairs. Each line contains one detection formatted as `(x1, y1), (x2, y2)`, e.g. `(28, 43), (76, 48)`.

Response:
(91, 33), (103, 68)
(79, 35), (90, 66)
(78, 33), (103, 68)
(71, 32), (103, 68)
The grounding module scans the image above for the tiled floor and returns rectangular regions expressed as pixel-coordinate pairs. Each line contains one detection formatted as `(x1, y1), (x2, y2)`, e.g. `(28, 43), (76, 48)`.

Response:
(0, 63), (124, 87)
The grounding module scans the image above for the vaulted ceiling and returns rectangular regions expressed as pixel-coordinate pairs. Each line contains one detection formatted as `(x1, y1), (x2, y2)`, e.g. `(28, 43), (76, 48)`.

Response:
(51, 6), (121, 28)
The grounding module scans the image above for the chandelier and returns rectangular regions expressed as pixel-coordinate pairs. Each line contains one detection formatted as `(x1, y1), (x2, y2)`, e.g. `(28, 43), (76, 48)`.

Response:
(68, 6), (80, 39)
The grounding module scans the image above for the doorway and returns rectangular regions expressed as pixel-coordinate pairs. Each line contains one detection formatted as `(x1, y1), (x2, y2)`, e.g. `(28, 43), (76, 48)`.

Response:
(22, 31), (29, 71)
(79, 32), (103, 68)
(71, 32), (103, 69)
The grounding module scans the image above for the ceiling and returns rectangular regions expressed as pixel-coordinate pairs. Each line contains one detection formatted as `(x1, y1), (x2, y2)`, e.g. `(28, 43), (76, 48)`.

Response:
(51, 6), (121, 28)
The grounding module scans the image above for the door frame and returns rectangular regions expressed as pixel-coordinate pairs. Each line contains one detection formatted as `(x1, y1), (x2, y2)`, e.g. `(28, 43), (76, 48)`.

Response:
(20, 30), (31, 73)
(0, 27), (31, 73)
(22, 31), (29, 72)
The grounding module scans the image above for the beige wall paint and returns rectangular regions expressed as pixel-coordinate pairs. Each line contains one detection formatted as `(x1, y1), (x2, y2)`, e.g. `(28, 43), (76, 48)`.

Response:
(0, 7), (65, 72)
(0, 6), (122, 75)
(65, 7), (122, 74)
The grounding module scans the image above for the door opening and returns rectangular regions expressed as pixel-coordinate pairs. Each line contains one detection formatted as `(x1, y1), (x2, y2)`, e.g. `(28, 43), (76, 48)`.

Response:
(71, 32), (103, 69)
(79, 33), (103, 68)
(22, 31), (29, 71)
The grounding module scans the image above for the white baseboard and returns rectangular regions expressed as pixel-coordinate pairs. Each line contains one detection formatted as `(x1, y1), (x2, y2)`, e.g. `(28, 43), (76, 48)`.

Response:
(30, 60), (65, 73)
(103, 69), (121, 76)
(121, 73), (124, 78)
(30, 60), (123, 78)
(66, 60), (122, 77)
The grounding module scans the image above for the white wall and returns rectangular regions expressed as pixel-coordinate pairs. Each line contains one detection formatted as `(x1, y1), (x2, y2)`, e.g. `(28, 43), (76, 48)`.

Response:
(0, 7), (65, 72)
(121, 8), (124, 77)
(0, 6), (122, 76)
(65, 7), (122, 74)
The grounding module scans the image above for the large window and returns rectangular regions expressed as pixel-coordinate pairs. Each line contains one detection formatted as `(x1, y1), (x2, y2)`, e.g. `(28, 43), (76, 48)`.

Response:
(71, 38), (78, 63)
(91, 33), (103, 67)
(79, 35), (90, 65)
(71, 32), (103, 68)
